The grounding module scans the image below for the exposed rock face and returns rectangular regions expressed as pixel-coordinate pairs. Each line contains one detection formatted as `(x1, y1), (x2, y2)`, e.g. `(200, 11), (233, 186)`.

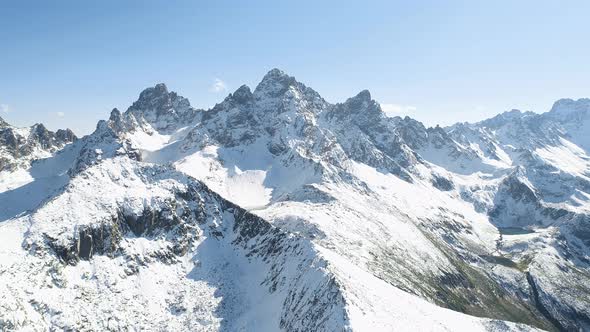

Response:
(46, 202), (190, 264)
(126, 83), (199, 133)
(0, 120), (77, 171)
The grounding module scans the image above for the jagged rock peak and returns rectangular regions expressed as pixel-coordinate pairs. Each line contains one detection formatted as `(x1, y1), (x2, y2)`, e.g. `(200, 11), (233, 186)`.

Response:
(507, 109), (522, 115)
(478, 108), (530, 128)
(0, 117), (78, 171)
(261, 68), (291, 82)
(109, 108), (122, 120)
(140, 83), (169, 98)
(130, 83), (170, 110)
(127, 82), (191, 115)
(428, 124), (446, 134)
(32, 123), (49, 135)
(228, 84), (254, 104)
(354, 89), (372, 101)
(131, 83), (169, 108)
(55, 128), (77, 142)
(29, 123), (77, 144)
(494, 109), (530, 121)
(254, 68), (301, 97)
(0, 117), (76, 142)
(123, 83), (195, 133)
(326, 88), (385, 126)
(550, 98), (590, 115)
(107, 108), (124, 131)
(342, 89), (379, 115)
(154, 82), (169, 93)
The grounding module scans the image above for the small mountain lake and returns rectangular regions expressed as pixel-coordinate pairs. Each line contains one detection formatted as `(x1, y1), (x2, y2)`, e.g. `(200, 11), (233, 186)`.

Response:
(498, 227), (535, 235)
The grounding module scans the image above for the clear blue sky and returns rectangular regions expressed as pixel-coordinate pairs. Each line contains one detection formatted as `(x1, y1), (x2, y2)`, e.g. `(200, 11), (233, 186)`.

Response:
(1, 0), (589, 134)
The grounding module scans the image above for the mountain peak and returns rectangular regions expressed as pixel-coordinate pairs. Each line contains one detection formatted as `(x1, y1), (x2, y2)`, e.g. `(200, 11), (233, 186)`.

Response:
(132, 83), (171, 109)
(343, 89), (375, 111)
(154, 82), (168, 93)
(231, 84), (254, 103)
(108, 108), (124, 128)
(55, 128), (77, 142)
(125, 83), (193, 133)
(500, 109), (525, 119)
(264, 68), (288, 80)
(549, 98), (590, 116)
(97, 83), (195, 135)
(32, 123), (48, 134)
(353, 89), (372, 102)
(254, 68), (299, 97)
(110, 108), (122, 119)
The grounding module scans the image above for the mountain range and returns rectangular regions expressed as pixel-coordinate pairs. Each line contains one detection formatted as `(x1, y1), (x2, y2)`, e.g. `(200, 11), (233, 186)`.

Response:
(1, 69), (589, 331)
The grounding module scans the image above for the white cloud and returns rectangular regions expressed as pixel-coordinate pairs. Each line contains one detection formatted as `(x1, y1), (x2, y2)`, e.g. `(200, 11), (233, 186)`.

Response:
(210, 78), (227, 93)
(0, 104), (10, 113)
(56, 111), (65, 118)
(380, 103), (417, 117)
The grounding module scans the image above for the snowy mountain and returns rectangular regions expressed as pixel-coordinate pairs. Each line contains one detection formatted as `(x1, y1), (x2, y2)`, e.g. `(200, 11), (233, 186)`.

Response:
(1, 69), (589, 331)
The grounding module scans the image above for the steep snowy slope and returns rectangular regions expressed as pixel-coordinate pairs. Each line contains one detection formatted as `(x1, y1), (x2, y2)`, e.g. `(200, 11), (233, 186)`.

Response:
(92, 69), (590, 330)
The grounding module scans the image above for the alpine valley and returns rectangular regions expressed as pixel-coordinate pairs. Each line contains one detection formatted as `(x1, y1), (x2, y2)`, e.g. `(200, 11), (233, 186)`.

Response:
(1, 69), (589, 331)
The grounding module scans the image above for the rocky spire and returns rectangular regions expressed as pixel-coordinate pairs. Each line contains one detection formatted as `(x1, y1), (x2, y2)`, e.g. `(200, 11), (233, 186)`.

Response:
(549, 98), (590, 116)
(55, 128), (77, 143)
(125, 83), (196, 133)
(345, 90), (372, 109)
(328, 89), (382, 123)
(254, 68), (300, 97)
(231, 85), (254, 104)
(217, 85), (254, 108)
(128, 83), (174, 115)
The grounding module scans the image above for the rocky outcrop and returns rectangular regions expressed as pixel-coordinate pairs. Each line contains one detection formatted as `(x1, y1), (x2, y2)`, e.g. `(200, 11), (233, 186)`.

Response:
(0, 120), (77, 171)
(126, 83), (200, 133)
(45, 201), (195, 265)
